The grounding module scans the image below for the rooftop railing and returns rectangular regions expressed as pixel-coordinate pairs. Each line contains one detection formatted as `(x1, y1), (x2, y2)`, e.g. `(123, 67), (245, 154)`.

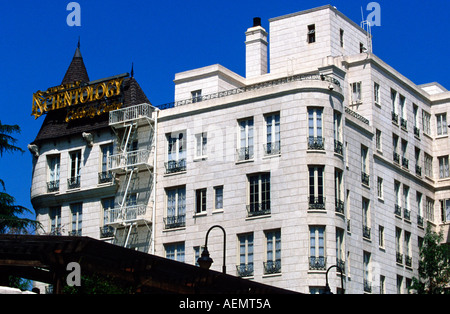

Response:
(109, 103), (155, 125)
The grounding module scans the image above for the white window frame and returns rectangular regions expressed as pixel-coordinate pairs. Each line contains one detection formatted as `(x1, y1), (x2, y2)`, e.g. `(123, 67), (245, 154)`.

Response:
(70, 203), (82, 235)
(422, 110), (431, 135)
(195, 188), (207, 214)
(265, 113), (281, 155)
(351, 82), (362, 104)
(195, 132), (207, 159)
(374, 82), (380, 105)
(214, 186), (224, 211)
(438, 155), (450, 179)
(165, 242), (185, 262)
(167, 131), (186, 162)
(436, 113), (448, 136)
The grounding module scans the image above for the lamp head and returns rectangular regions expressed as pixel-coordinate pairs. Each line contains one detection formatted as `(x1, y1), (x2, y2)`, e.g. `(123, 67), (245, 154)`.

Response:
(197, 247), (213, 270)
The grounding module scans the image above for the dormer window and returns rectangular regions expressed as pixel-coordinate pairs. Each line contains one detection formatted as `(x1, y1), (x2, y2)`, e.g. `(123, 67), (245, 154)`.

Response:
(191, 90), (202, 103)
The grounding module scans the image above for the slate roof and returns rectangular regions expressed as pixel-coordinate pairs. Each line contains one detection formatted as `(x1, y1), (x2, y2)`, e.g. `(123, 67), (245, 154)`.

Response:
(32, 47), (151, 144)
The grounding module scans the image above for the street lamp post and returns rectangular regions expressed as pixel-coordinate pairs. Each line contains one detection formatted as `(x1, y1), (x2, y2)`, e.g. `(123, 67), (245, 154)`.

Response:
(197, 225), (227, 274)
(323, 265), (344, 294)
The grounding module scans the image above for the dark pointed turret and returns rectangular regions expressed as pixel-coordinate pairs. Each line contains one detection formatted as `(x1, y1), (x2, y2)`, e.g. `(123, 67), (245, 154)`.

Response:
(61, 39), (90, 85)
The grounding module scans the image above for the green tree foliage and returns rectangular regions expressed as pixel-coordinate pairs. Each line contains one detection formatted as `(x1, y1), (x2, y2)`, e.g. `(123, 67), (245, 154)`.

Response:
(0, 121), (40, 235)
(62, 274), (134, 294)
(411, 225), (450, 294)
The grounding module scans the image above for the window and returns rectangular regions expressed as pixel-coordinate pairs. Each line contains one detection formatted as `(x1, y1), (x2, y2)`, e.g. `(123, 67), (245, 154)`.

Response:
(417, 192), (424, 226)
(237, 118), (254, 161)
(391, 89), (398, 123)
(194, 246), (205, 266)
(47, 155), (60, 192)
(404, 231), (412, 267)
(68, 150), (81, 189)
(415, 147), (422, 176)
(424, 153), (433, 178)
(397, 275), (404, 294)
(70, 203), (82, 236)
(265, 113), (281, 155)
(351, 82), (362, 103)
(50, 206), (61, 235)
(191, 90), (202, 103)
(401, 139), (409, 168)
(376, 129), (382, 152)
(265, 230), (281, 274)
(403, 185), (410, 220)
(247, 173), (270, 216)
(377, 177), (383, 199)
(363, 251), (372, 293)
(166, 131), (186, 173)
(165, 242), (185, 262)
(195, 188), (207, 214)
(380, 276), (386, 294)
(359, 42), (365, 53)
(379, 225), (385, 248)
(393, 134), (400, 163)
(309, 166), (325, 209)
(165, 187), (186, 229)
(100, 198), (115, 238)
(99, 144), (114, 184)
(214, 186), (223, 211)
(440, 199), (450, 223)
(307, 24), (316, 43)
(336, 228), (345, 272)
(374, 82), (380, 105)
(237, 233), (254, 277)
(335, 169), (344, 214)
(361, 145), (369, 186)
(340, 29), (344, 47)
(396, 228), (403, 264)
(400, 95), (407, 129)
(334, 111), (343, 154)
(394, 181), (401, 216)
(436, 113), (447, 136)
(439, 156), (449, 178)
(309, 226), (326, 270)
(425, 197), (435, 222)
(195, 133), (207, 158)
(308, 108), (324, 149)
(362, 198), (371, 239)
(422, 110), (431, 135)
(413, 104), (420, 137)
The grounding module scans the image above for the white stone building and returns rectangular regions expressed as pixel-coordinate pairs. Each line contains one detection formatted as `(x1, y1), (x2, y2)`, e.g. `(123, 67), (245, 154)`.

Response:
(30, 5), (450, 294)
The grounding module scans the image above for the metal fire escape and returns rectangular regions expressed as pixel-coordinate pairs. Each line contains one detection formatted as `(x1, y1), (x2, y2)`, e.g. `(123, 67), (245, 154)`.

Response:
(105, 103), (158, 253)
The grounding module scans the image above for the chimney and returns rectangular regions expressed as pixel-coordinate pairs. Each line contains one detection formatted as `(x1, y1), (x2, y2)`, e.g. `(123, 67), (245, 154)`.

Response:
(245, 17), (268, 78)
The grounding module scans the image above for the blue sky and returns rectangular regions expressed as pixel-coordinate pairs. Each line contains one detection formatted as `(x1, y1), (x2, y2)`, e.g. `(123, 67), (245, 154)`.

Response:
(0, 0), (449, 224)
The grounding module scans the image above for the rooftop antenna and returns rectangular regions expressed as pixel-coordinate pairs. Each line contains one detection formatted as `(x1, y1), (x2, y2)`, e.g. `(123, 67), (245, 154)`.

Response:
(131, 62), (134, 78)
(78, 36), (80, 49)
(360, 6), (373, 53)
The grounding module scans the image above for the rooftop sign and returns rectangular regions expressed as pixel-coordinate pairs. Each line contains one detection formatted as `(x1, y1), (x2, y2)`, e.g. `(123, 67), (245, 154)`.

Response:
(32, 74), (127, 122)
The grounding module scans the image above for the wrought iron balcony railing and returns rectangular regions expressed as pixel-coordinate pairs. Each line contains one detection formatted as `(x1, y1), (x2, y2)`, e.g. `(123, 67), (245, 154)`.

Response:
(334, 139), (343, 155)
(98, 171), (115, 184)
(394, 204), (402, 217)
(236, 147), (254, 161)
(335, 199), (344, 214)
(47, 180), (60, 193)
(400, 118), (407, 130)
(309, 256), (326, 270)
(247, 201), (271, 217)
(163, 214), (186, 229)
(392, 111), (399, 124)
(308, 196), (326, 210)
(264, 141), (281, 156)
(393, 152), (400, 164)
(414, 126), (420, 138)
(402, 157), (409, 169)
(405, 255), (412, 267)
(417, 215), (424, 227)
(67, 176), (80, 189)
(363, 225), (371, 239)
(361, 172), (370, 186)
(364, 279), (372, 293)
(99, 225), (115, 238)
(236, 263), (254, 277)
(263, 260), (281, 275)
(307, 136), (325, 150)
(404, 208), (411, 221)
(165, 159), (187, 174)
(396, 252), (403, 264)
(416, 164), (422, 176)
(69, 230), (82, 237)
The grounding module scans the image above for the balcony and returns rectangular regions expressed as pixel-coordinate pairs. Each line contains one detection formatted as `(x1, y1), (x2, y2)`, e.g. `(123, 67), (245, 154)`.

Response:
(335, 199), (344, 214)
(247, 201), (271, 217)
(394, 204), (402, 217)
(236, 263), (254, 277)
(163, 214), (186, 229)
(99, 225), (114, 238)
(400, 118), (407, 130)
(393, 152), (400, 164)
(308, 196), (326, 210)
(236, 147), (254, 162)
(364, 280), (372, 293)
(263, 260), (281, 275)
(392, 111), (399, 124)
(402, 157), (409, 169)
(361, 172), (370, 186)
(414, 126), (420, 138)
(418, 215), (424, 227)
(416, 164), (422, 176)
(109, 150), (153, 172)
(334, 140), (343, 155)
(396, 252), (403, 264)
(404, 208), (411, 221)
(405, 255), (412, 268)
(67, 176), (80, 189)
(307, 136), (325, 150)
(363, 225), (371, 239)
(47, 180), (60, 193)
(104, 204), (149, 226)
(309, 256), (326, 270)
(264, 141), (281, 156)
(164, 159), (186, 174)
(109, 103), (155, 126)
(98, 171), (115, 184)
